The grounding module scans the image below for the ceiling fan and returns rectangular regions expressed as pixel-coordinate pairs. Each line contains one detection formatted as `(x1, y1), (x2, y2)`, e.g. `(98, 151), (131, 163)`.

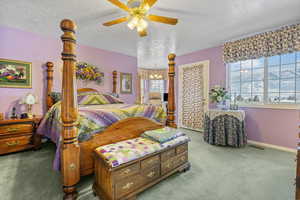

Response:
(102, 0), (178, 37)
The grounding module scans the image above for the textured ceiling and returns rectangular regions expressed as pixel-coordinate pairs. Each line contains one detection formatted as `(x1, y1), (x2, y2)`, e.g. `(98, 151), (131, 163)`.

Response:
(0, 0), (300, 68)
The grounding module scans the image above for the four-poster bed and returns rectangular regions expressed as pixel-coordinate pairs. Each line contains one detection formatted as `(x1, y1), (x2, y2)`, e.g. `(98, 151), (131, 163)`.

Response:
(42, 19), (177, 199)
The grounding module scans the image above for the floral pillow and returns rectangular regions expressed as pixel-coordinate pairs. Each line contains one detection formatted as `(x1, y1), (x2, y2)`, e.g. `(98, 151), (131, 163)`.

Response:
(78, 91), (123, 105)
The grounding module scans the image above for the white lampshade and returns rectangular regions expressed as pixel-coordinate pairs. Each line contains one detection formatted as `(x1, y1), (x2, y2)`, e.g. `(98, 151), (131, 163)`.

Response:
(21, 93), (38, 105)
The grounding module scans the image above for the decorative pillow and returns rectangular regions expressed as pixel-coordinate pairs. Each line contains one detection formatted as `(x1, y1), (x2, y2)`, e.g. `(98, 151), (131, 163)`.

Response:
(102, 94), (124, 104)
(78, 92), (123, 105)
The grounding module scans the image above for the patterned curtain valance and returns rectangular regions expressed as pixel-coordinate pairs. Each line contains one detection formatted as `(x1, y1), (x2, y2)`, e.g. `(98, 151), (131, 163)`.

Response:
(138, 68), (168, 80)
(223, 23), (300, 63)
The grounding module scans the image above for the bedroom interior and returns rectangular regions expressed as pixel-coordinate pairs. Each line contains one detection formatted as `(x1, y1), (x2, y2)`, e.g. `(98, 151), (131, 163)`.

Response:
(0, 0), (299, 200)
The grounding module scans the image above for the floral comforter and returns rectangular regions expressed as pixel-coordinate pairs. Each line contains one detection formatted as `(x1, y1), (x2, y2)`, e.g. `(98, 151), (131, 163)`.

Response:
(37, 102), (166, 170)
(37, 102), (166, 144)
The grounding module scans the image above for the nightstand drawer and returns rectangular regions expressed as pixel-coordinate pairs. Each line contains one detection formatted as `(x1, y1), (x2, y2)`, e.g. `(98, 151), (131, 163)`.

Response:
(0, 124), (33, 135)
(0, 135), (32, 154)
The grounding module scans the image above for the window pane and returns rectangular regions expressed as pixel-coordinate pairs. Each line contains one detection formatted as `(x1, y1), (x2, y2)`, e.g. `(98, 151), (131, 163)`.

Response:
(296, 63), (300, 78)
(230, 71), (240, 83)
(268, 93), (280, 103)
(252, 58), (264, 68)
(241, 71), (251, 82)
(241, 60), (252, 69)
(241, 82), (251, 93)
(281, 53), (295, 65)
(268, 79), (279, 92)
(230, 62), (240, 72)
(297, 78), (300, 92)
(280, 93), (296, 103)
(297, 93), (300, 103)
(230, 82), (240, 93)
(252, 81), (263, 93)
(280, 79), (295, 92)
(149, 80), (164, 93)
(240, 94), (251, 102)
(268, 66), (280, 80)
(252, 93), (263, 102)
(281, 64), (295, 79)
(252, 68), (264, 81)
(268, 55), (280, 66)
(297, 52), (300, 62)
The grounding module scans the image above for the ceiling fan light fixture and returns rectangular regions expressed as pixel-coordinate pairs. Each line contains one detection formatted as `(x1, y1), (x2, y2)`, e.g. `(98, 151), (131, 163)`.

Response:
(137, 18), (148, 30)
(127, 16), (139, 29)
(137, 25), (145, 33)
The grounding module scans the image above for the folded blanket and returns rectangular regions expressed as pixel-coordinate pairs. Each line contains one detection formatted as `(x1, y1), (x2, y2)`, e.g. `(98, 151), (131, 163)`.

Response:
(141, 127), (184, 143)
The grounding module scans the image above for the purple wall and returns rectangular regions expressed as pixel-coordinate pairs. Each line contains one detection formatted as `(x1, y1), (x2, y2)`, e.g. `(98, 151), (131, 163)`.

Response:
(0, 25), (137, 117)
(176, 46), (298, 149)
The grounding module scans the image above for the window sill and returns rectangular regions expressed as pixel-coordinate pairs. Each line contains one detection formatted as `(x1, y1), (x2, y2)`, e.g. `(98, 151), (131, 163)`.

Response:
(237, 103), (300, 110)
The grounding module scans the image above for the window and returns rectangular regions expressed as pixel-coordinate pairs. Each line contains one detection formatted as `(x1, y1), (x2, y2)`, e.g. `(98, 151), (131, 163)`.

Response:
(149, 80), (165, 93)
(228, 51), (300, 106)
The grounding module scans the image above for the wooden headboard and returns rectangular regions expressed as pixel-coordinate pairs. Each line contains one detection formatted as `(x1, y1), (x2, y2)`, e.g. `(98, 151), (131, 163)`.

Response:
(45, 63), (118, 111)
(77, 88), (98, 93)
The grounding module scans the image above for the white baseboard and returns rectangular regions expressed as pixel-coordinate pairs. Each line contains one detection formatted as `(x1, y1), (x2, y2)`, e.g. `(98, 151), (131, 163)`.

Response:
(248, 140), (296, 154)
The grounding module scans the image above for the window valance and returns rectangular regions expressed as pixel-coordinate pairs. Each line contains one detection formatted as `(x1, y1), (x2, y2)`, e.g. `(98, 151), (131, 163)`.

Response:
(223, 23), (300, 63)
(138, 68), (168, 80)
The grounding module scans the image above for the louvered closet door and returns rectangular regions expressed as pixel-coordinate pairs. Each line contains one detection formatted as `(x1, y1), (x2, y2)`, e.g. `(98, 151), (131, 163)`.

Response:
(178, 61), (209, 131)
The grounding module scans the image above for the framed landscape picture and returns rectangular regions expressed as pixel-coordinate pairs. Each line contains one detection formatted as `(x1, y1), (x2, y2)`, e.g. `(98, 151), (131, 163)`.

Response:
(120, 72), (132, 94)
(0, 59), (32, 88)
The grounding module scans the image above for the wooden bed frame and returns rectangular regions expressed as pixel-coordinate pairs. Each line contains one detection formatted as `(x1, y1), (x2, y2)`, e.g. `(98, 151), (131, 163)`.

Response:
(45, 19), (177, 200)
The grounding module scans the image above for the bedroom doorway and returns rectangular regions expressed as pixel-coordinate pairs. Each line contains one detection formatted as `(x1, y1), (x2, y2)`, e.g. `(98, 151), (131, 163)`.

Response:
(178, 60), (209, 131)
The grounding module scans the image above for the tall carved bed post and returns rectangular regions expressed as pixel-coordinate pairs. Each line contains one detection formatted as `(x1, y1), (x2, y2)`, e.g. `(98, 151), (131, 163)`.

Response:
(166, 53), (177, 128)
(112, 70), (117, 93)
(60, 19), (80, 200)
(46, 62), (54, 111)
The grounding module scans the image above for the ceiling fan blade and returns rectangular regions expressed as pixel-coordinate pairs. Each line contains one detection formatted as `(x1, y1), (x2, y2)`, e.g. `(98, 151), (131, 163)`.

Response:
(138, 29), (147, 37)
(106, 0), (130, 12)
(103, 17), (128, 26)
(142, 0), (157, 8)
(147, 14), (178, 25)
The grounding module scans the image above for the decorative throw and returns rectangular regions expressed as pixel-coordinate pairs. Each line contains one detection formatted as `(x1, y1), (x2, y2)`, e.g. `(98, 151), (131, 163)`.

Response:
(95, 136), (191, 167)
(141, 127), (184, 143)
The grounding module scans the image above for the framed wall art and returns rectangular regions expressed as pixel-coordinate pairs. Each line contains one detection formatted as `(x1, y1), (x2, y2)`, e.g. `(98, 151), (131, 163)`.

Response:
(120, 72), (132, 94)
(0, 59), (32, 88)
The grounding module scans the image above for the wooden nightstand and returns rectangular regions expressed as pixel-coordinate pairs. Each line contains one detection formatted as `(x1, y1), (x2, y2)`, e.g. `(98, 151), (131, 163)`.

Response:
(0, 117), (42, 155)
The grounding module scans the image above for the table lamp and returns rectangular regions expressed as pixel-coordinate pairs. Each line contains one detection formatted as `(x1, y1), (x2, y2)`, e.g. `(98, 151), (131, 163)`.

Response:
(21, 93), (38, 118)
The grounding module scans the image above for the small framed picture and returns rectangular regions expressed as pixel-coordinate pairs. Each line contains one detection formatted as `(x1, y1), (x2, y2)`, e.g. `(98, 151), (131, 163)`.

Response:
(0, 59), (32, 88)
(120, 72), (132, 94)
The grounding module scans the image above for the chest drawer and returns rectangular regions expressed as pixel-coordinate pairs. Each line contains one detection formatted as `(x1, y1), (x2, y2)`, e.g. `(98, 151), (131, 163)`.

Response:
(0, 135), (32, 154)
(176, 143), (188, 155)
(0, 124), (33, 136)
(161, 159), (174, 175)
(113, 162), (140, 181)
(141, 155), (160, 169)
(161, 148), (176, 162)
(142, 165), (160, 183)
(115, 174), (142, 199)
(173, 152), (188, 168)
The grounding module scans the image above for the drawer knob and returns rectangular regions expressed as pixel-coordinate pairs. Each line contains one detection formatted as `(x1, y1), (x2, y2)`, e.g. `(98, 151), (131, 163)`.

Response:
(147, 171), (155, 178)
(7, 128), (19, 132)
(6, 141), (20, 146)
(122, 182), (133, 190)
